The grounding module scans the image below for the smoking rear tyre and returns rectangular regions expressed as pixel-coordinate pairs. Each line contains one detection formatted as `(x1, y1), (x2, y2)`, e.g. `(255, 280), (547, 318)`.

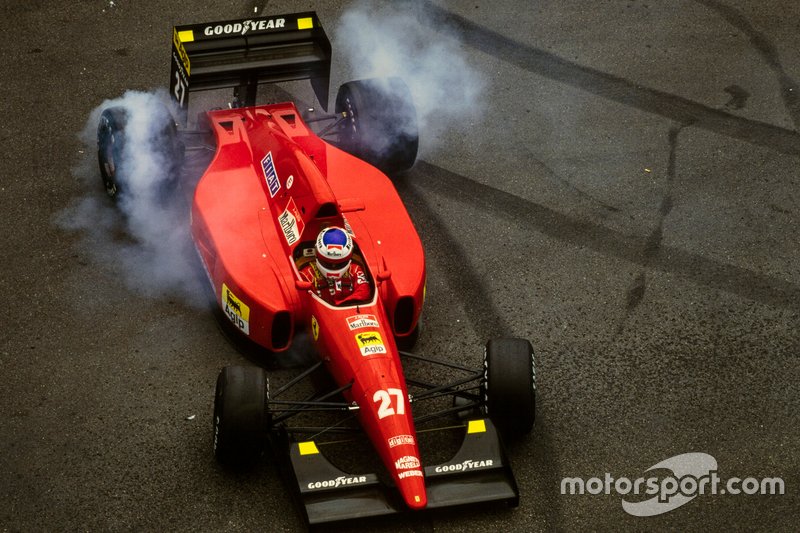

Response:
(334, 77), (419, 174)
(213, 365), (270, 467)
(96, 102), (182, 201)
(97, 107), (128, 199)
(483, 338), (536, 438)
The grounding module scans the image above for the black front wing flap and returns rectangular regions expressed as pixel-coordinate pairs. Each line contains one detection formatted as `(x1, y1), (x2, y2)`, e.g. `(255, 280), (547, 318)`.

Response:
(286, 418), (519, 525)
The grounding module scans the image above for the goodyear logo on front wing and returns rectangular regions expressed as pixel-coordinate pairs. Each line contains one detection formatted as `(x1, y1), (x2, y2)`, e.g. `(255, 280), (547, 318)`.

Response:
(355, 332), (386, 356)
(222, 283), (250, 335)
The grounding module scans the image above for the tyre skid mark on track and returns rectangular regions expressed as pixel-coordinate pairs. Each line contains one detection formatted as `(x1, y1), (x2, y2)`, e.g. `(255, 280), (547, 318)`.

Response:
(413, 160), (800, 314)
(695, 0), (800, 129)
(620, 124), (685, 329)
(395, 176), (514, 341)
(418, 0), (800, 156)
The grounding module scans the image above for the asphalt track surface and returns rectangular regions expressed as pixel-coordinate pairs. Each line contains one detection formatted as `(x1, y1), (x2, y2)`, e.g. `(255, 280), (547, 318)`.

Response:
(2, 1), (799, 531)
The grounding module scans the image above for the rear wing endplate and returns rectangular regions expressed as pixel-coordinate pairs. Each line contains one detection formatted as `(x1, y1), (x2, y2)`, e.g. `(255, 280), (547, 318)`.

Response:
(170, 12), (331, 122)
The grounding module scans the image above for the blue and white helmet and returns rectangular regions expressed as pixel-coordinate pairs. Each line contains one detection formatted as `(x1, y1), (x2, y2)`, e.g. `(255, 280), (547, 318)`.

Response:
(315, 226), (354, 278)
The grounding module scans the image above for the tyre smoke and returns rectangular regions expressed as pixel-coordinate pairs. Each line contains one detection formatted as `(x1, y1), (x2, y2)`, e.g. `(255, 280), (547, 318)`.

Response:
(59, 4), (484, 308)
(58, 89), (206, 307)
(335, 1), (485, 154)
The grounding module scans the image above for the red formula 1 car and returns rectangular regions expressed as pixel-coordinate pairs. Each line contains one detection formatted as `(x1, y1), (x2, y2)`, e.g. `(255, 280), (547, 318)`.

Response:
(97, 12), (536, 525)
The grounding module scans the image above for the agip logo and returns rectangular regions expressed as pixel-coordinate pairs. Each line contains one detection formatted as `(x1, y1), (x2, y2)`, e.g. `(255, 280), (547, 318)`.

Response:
(222, 283), (250, 335)
(355, 331), (386, 356)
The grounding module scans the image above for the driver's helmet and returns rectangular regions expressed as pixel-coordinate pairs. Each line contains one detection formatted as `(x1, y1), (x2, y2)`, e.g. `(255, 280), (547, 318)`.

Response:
(315, 226), (354, 279)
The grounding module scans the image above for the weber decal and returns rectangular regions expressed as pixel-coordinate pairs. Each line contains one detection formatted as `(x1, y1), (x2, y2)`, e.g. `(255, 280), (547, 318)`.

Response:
(355, 331), (386, 356)
(222, 283), (250, 335)
(398, 470), (423, 479)
(434, 459), (494, 473)
(261, 152), (280, 197)
(395, 455), (420, 471)
(278, 198), (304, 245)
(388, 434), (415, 448)
(307, 475), (367, 490)
(347, 314), (379, 331)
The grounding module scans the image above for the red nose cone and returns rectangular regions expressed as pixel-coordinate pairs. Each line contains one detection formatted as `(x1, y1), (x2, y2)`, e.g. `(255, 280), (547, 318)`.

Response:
(392, 451), (428, 509)
(399, 476), (428, 509)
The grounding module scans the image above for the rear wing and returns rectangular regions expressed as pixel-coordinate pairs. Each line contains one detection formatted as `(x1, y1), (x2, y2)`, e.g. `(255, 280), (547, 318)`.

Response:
(170, 12), (332, 122)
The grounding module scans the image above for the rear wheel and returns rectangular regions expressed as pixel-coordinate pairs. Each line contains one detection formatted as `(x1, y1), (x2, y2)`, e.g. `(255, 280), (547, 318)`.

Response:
(212, 365), (270, 467)
(334, 77), (418, 174)
(97, 107), (127, 199)
(96, 102), (182, 201)
(482, 338), (536, 438)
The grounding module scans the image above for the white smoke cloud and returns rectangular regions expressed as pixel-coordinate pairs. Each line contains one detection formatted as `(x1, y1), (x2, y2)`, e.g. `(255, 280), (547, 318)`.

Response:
(59, 89), (206, 307)
(335, 2), (486, 154)
(59, 3), (484, 309)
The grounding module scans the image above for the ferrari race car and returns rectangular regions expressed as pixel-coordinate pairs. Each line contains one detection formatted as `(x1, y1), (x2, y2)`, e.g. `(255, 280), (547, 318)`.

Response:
(96, 12), (536, 525)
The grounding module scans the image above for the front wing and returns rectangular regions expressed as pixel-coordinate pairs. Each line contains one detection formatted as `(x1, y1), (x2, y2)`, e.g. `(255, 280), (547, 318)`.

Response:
(285, 418), (519, 525)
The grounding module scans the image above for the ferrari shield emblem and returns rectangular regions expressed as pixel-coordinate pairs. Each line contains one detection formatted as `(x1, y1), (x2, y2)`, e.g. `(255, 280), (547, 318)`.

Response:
(311, 316), (319, 341)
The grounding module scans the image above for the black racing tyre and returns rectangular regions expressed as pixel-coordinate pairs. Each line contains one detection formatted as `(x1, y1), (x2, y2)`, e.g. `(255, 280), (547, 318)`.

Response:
(96, 102), (182, 201)
(97, 107), (128, 199)
(483, 338), (536, 438)
(334, 77), (419, 174)
(212, 365), (270, 467)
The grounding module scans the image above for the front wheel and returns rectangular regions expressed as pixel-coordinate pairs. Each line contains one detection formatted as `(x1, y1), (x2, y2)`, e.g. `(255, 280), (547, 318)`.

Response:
(482, 338), (536, 438)
(212, 365), (270, 467)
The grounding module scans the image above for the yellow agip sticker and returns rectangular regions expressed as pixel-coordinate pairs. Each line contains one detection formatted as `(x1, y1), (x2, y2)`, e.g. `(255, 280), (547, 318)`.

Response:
(355, 331), (386, 356)
(222, 283), (250, 335)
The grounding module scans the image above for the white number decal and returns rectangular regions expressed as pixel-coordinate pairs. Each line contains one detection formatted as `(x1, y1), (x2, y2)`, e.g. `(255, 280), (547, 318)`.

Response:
(373, 388), (405, 419)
